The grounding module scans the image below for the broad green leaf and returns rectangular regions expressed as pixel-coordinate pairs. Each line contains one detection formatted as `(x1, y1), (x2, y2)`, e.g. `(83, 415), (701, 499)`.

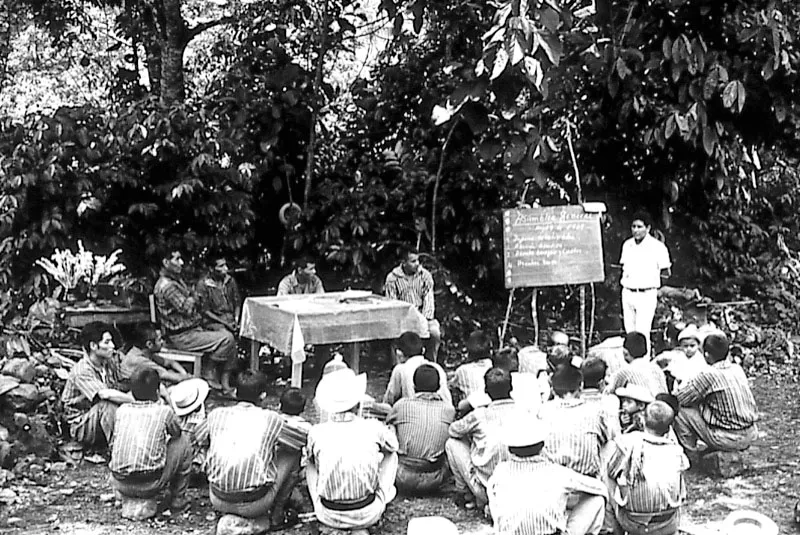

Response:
(735, 81), (746, 112)
(702, 125), (717, 156)
(491, 47), (509, 80)
(524, 56), (544, 90)
(665, 115), (676, 139)
(722, 81), (737, 109)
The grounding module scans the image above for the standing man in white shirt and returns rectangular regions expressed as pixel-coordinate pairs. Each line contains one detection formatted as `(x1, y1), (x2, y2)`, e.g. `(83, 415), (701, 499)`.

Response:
(619, 211), (671, 351)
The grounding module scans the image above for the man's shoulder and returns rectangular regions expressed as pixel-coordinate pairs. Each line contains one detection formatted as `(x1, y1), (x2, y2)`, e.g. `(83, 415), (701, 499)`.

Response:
(67, 357), (94, 381)
(384, 266), (402, 282)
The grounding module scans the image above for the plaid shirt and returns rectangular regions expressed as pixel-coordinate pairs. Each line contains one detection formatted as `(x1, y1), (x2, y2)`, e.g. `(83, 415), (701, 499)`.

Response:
(305, 412), (398, 502)
(387, 393), (455, 462)
(383, 355), (452, 406)
(61, 354), (123, 426)
(489, 456), (608, 535)
(607, 432), (688, 513)
(276, 272), (325, 296)
(384, 265), (435, 319)
(110, 401), (180, 475)
(538, 397), (613, 477)
(154, 270), (201, 334)
(195, 274), (241, 325)
(605, 358), (668, 398)
(206, 403), (285, 493)
(676, 360), (758, 430)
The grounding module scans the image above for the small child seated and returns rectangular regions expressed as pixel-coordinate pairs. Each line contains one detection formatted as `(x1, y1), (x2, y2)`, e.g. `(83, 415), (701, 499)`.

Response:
(168, 378), (211, 479)
(616, 384), (654, 433)
(280, 388), (312, 435)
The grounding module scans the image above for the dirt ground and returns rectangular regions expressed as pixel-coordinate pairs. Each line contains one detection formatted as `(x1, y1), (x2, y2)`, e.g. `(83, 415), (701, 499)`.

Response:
(0, 369), (796, 535)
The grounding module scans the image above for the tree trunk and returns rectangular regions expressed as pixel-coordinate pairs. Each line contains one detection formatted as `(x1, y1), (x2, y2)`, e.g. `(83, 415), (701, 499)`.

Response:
(158, 0), (188, 105)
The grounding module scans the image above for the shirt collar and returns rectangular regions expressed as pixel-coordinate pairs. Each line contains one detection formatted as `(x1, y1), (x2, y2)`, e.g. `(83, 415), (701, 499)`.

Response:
(414, 392), (443, 401)
(489, 398), (515, 407)
(553, 397), (584, 408)
(712, 359), (732, 370)
(330, 412), (357, 423)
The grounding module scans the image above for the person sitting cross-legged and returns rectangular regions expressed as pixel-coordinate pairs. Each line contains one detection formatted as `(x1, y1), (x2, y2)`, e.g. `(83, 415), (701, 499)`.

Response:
(383, 331), (451, 406)
(205, 371), (301, 529)
(606, 401), (689, 535)
(488, 422), (607, 535)
(446, 367), (523, 510)
(387, 364), (456, 495)
(604, 332), (667, 399)
(305, 368), (399, 531)
(673, 333), (759, 455)
(581, 358), (622, 438)
(449, 330), (494, 408)
(109, 368), (192, 512)
(154, 249), (238, 396)
(61, 322), (134, 449)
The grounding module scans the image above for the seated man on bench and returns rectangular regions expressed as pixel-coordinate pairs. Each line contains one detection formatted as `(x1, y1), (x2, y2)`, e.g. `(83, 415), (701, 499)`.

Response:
(121, 323), (192, 386)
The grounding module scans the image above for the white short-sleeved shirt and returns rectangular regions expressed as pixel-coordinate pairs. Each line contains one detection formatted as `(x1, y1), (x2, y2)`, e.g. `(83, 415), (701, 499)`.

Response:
(620, 234), (671, 290)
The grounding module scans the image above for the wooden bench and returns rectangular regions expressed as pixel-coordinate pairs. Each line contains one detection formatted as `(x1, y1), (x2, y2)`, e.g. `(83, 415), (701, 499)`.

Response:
(155, 349), (203, 378)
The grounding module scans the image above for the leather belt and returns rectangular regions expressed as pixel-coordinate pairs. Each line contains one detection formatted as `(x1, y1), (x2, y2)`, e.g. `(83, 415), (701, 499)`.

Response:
(320, 492), (377, 511)
(625, 287), (656, 292)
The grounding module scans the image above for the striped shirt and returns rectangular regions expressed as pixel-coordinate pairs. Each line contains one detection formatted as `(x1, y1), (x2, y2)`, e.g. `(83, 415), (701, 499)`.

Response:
(277, 415), (312, 451)
(466, 373), (545, 415)
(450, 358), (493, 401)
(205, 402), (285, 493)
(607, 432), (688, 513)
(582, 388), (622, 438)
(387, 393), (455, 462)
(110, 401), (180, 475)
(276, 272), (325, 296)
(305, 412), (398, 502)
(178, 406), (207, 450)
(195, 274), (241, 325)
(538, 397), (613, 477)
(61, 354), (124, 425)
(489, 456), (608, 535)
(154, 271), (202, 333)
(676, 360), (758, 430)
(448, 398), (525, 482)
(605, 359), (668, 398)
(383, 355), (452, 406)
(384, 265), (435, 319)
(120, 347), (169, 382)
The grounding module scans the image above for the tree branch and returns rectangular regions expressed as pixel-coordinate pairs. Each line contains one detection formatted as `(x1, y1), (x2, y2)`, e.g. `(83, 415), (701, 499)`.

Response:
(187, 16), (234, 42)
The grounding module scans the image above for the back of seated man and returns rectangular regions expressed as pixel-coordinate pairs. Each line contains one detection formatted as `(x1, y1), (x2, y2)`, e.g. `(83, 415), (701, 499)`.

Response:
(580, 358), (621, 437)
(154, 249), (238, 395)
(121, 323), (191, 386)
(674, 333), (759, 455)
(449, 330), (494, 407)
(387, 364), (456, 495)
(61, 322), (134, 448)
(110, 368), (192, 512)
(604, 332), (667, 398)
(383, 331), (451, 406)
(606, 401), (688, 535)
(461, 348), (544, 415)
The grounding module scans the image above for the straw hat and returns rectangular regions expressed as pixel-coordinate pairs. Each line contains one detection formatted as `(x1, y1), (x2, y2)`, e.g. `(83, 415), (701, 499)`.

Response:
(615, 384), (655, 404)
(168, 378), (210, 416)
(407, 517), (459, 535)
(315, 369), (367, 414)
(722, 510), (778, 535)
(505, 423), (547, 448)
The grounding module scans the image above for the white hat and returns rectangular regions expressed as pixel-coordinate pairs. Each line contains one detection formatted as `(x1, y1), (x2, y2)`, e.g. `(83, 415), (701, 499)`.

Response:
(722, 510), (778, 535)
(322, 353), (349, 376)
(615, 384), (654, 404)
(315, 369), (367, 414)
(678, 324), (702, 343)
(407, 517), (459, 535)
(504, 423), (547, 448)
(168, 378), (210, 416)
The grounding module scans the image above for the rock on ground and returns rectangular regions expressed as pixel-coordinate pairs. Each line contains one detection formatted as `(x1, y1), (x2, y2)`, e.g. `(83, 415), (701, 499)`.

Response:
(699, 450), (749, 478)
(120, 496), (158, 521)
(215, 514), (271, 535)
(1, 359), (36, 383)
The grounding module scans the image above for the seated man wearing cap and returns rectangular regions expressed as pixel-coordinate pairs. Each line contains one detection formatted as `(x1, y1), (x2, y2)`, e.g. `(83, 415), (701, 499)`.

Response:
(449, 330), (494, 408)
(538, 365), (616, 478)
(604, 332), (667, 399)
(205, 371), (300, 529)
(61, 322), (134, 448)
(387, 364), (455, 495)
(305, 368), (398, 530)
(110, 368), (193, 512)
(489, 423), (607, 535)
(674, 333), (758, 455)
(384, 331), (451, 406)
(606, 401), (688, 535)
(446, 367), (522, 509)
(617, 384), (654, 434)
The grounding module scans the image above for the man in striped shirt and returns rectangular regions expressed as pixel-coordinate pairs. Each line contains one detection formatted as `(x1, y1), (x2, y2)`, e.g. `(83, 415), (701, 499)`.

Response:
(674, 333), (758, 453)
(305, 368), (399, 530)
(61, 322), (134, 447)
(387, 364), (456, 495)
(383, 332), (451, 406)
(449, 330), (494, 408)
(580, 358), (621, 438)
(606, 401), (688, 535)
(539, 365), (615, 478)
(489, 422), (607, 535)
(604, 332), (667, 398)
(384, 247), (441, 361)
(205, 371), (300, 528)
(110, 368), (192, 511)
(446, 367), (525, 509)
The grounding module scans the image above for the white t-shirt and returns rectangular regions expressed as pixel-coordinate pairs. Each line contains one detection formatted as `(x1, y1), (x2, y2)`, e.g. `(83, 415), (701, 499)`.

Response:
(620, 234), (671, 289)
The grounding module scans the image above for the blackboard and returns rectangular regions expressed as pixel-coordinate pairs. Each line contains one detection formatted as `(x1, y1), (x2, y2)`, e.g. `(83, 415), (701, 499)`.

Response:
(503, 206), (605, 288)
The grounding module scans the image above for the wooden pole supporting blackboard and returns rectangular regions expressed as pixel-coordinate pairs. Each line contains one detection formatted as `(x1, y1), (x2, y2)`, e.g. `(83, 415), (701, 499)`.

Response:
(580, 285), (587, 357)
(500, 288), (515, 347)
(532, 289), (539, 347)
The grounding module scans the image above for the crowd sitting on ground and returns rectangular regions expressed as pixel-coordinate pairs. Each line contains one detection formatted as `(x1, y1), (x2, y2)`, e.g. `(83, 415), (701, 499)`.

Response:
(59, 303), (759, 534)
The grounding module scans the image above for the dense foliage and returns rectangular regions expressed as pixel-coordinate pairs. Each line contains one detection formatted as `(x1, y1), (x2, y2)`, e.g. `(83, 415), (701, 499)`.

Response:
(0, 0), (799, 335)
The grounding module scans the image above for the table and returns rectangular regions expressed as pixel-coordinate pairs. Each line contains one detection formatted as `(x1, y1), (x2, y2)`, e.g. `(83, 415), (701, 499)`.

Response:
(62, 304), (150, 329)
(239, 291), (426, 386)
